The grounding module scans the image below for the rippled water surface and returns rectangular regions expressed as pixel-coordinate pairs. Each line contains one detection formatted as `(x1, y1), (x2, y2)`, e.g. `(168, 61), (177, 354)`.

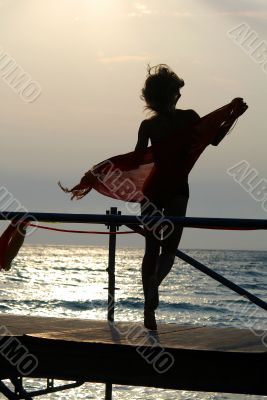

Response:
(0, 246), (266, 399)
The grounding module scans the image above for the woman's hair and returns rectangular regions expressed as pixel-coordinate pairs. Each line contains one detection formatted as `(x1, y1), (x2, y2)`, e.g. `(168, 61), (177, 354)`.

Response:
(141, 64), (184, 115)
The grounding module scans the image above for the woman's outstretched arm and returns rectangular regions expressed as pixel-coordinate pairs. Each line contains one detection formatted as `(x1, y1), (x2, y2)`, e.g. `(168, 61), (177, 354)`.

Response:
(211, 98), (248, 146)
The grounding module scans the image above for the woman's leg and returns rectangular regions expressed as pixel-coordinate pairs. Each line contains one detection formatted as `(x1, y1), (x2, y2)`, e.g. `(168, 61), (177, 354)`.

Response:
(141, 201), (162, 329)
(156, 195), (189, 286)
(141, 202), (161, 304)
(142, 231), (160, 305)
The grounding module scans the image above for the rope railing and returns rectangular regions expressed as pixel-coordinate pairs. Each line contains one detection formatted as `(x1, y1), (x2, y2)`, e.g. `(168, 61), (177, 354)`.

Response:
(28, 223), (135, 235)
(1, 209), (267, 317)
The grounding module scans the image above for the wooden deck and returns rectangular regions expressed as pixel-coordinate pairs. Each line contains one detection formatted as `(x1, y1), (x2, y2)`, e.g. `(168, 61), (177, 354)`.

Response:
(0, 314), (266, 395)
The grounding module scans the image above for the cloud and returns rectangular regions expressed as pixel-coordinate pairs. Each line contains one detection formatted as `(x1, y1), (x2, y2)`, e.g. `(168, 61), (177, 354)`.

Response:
(125, 5), (210, 20)
(211, 11), (267, 20)
(97, 51), (150, 64)
(127, 2), (158, 18)
(127, 2), (267, 21)
(200, 0), (267, 20)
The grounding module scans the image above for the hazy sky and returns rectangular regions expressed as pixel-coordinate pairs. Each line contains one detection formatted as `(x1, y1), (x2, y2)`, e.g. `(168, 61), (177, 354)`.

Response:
(1, 0), (267, 249)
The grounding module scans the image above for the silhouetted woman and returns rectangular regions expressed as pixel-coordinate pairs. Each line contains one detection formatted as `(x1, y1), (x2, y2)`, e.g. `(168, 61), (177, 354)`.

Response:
(135, 64), (247, 330)
(59, 63), (248, 330)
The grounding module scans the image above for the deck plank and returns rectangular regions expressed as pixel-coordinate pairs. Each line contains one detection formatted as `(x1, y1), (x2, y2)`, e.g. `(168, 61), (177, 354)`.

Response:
(26, 325), (266, 351)
(0, 314), (266, 395)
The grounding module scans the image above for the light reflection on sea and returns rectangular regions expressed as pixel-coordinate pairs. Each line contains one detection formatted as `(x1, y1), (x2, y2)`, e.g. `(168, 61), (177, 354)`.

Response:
(0, 245), (266, 399)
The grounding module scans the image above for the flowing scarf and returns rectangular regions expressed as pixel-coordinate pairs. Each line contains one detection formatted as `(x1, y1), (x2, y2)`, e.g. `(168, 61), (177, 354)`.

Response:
(60, 99), (247, 203)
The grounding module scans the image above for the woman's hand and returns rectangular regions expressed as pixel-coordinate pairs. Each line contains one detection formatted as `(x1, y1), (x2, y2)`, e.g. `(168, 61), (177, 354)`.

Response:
(231, 97), (248, 117)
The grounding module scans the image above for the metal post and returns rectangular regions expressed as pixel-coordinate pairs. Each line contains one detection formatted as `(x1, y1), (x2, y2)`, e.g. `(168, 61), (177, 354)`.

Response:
(105, 383), (112, 400)
(106, 207), (118, 323)
(105, 207), (119, 400)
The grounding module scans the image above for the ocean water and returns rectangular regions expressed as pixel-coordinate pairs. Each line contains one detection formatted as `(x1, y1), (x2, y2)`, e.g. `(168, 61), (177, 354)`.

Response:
(0, 245), (267, 399)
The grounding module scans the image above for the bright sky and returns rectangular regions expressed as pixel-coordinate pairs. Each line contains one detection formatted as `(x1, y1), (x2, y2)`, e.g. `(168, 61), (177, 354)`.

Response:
(1, 0), (267, 249)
